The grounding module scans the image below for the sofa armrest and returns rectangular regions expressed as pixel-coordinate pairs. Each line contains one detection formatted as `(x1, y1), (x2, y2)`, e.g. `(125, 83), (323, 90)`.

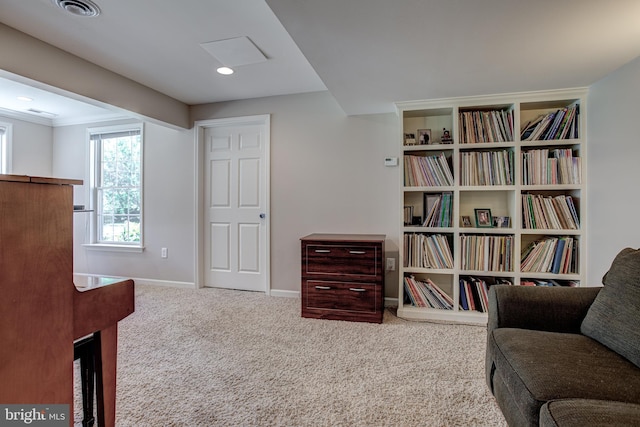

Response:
(488, 285), (601, 334)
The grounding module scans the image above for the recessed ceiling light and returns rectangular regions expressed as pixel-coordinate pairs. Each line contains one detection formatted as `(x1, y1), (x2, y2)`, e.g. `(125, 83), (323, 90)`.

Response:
(17, 96), (33, 102)
(217, 67), (234, 75)
(51, 0), (101, 17)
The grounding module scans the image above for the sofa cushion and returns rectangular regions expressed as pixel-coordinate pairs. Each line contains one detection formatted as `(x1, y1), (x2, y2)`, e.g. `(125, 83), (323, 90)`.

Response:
(490, 328), (640, 425)
(581, 247), (640, 368)
(540, 399), (640, 427)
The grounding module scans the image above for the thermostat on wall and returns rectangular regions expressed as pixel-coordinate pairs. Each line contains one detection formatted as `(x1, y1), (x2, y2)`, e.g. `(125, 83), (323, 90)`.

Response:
(384, 157), (398, 166)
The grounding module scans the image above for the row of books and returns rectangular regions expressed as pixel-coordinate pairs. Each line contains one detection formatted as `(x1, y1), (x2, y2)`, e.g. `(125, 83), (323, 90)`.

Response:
(423, 192), (453, 227)
(459, 109), (514, 144)
(520, 104), (580, 141)
(459, 277), (512, 312)
(404, 154), (454, 187)
(522, 194), (580, 229)
(520, 236), (578, 274)
(406, 275), (579, 312)
(403, 206), (415, 225)
(403, 276), (454, 309)
(403, 233), (454, 269)
(521, 279), (579, 287)
(460, 234), (514, 272)
(459, 149), (515, 186)
(522, 148), (582, 185)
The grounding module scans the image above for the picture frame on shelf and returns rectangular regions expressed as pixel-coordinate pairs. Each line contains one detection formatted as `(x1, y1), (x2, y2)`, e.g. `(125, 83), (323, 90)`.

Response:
(474, 208), (493, 228)
(440, 128), (453, 143)
(403, 132), (416, 145)
(461, 216), (472, 227)
(493, 216), (511, 228)
(417, 129), (431, 145)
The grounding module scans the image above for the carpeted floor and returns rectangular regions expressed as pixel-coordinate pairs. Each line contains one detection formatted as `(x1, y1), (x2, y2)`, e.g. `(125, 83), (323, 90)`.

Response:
(75, 284), (507, 426)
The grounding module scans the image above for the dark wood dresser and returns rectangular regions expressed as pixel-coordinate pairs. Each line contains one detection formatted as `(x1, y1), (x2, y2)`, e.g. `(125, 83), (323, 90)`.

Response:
(301, 233), (385, 323)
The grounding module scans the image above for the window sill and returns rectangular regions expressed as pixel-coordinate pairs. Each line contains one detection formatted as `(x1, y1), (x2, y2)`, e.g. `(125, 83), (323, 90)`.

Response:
(82, 244), (145, 253)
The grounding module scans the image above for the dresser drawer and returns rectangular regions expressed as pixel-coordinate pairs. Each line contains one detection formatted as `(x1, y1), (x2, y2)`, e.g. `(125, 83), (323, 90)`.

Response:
(304, 244), (380, 277)
(304, 280), (380, 313)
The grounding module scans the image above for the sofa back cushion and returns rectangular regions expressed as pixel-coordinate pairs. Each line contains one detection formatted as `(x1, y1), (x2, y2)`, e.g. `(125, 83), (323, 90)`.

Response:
(581, 247), (640, 368)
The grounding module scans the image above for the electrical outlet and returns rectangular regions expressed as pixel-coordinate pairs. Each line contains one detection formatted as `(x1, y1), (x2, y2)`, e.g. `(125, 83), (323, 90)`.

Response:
(386, 257), (395, 271)
(161, 248), (168, 258)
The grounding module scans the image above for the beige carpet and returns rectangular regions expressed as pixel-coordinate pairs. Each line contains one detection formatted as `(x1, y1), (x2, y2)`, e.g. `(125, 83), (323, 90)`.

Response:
(75, 284), (507, 426)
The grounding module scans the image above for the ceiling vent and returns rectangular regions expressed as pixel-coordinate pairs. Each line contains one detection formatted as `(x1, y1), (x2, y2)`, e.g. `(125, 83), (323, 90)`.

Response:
(52, 0), (101, 17)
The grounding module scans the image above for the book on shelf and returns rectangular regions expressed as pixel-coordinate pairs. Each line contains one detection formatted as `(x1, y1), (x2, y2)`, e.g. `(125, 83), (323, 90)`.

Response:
(404, 153), (454, 187)
(459, 277), (512, 313)
(423, 192), (453, 227)
(404, 276), (453, 310)
(520, 236), (578, 274)
(520, 279), (579, 287)
(459, 149), (514, 186)
(404, 233), (454, 269)
(521, 148), (581, 185)
(520, 103), (579, 141)
(459, 109), (514, 143)
(403, 206), (415, 225)
(460, 234), (514, 272)
(521, 194), (580, 229)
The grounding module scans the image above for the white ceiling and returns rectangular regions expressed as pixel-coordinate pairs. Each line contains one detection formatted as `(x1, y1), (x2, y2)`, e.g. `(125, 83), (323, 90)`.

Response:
(1, 0), (640, 123)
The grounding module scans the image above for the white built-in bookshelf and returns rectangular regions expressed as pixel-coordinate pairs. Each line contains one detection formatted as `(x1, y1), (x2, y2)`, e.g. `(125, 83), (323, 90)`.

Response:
(397, 89), (587, 324)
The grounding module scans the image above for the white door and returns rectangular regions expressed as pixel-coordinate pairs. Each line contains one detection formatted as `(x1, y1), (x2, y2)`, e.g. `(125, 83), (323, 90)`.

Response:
(203, 117), (269, 292)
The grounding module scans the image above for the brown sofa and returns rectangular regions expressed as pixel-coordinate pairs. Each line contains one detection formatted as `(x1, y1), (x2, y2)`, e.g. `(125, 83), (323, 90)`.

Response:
(485, 248), (640, 426)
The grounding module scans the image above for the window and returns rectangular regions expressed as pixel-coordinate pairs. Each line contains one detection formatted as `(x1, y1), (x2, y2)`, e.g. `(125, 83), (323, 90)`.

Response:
(89, 124), (143, 247)
(0, 122), (12, 174)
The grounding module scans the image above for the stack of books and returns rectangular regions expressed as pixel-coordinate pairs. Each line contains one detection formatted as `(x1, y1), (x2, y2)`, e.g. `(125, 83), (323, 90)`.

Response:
(404, 153), (454, 186)
(520, 279), (579, 287)
(423, 192), (453, 227)
(522, 148), (581, 185)
(520, 236), (578, 274)
(459, 109), (514, 143)
(460, 234), (514, 272)
(459, 149), (514, 185)
(522, 194), (580, 229)
(403, 233), (453, 269)
(520, 103), (579, 141)
(404, 276), (453, 309)
(459, 277), (513, 312)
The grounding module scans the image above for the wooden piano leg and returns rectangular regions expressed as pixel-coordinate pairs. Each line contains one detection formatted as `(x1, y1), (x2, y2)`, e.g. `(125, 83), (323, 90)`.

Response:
(94, 324), (118, 427)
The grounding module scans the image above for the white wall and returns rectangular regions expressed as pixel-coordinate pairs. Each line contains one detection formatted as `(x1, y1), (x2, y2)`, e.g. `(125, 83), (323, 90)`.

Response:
(192, 91), (401, 296)
(2, 116), (52, 176)
(47, 91), (400, 297)
(587, 56), (640, 285)
(53, 120), (195, 286)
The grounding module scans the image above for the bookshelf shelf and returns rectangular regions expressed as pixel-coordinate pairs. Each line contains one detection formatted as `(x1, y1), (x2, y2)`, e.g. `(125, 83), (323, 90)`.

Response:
(397, 89), (587, 325)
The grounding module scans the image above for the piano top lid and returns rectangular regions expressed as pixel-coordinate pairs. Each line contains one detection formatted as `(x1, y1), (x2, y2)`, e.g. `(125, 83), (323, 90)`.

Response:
(0, 174), (83, 186)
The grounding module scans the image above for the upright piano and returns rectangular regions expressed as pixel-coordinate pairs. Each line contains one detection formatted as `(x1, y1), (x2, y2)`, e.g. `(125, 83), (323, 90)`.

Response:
(0, 174), (134, 427)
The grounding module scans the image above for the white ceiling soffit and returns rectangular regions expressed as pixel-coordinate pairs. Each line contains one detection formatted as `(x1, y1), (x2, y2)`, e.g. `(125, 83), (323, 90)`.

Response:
(0, 0), (327, 110)
(0, 72), (129, 127)
(1, 1), (640, 118)
(201, 36), (267, 68)
(265, 0), (640, 115)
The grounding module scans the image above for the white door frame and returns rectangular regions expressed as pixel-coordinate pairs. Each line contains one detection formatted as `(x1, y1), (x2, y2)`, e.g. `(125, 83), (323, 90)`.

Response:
(194, 115), (270, 293)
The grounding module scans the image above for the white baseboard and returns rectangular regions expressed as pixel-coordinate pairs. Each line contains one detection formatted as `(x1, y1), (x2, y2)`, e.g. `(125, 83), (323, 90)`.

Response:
(269, 289), (299, 298)
(74, 273), (196, 289)
(74, 274), (398, 307)
(385, 297), (399, 307)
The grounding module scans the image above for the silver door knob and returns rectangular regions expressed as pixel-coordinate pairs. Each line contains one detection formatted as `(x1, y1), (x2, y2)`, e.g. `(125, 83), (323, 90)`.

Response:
(259, 213), (266, 219)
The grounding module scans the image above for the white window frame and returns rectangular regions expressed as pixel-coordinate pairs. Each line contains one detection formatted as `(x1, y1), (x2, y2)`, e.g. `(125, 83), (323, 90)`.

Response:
(0, 122), (13, 174)
(84, 123), (144, 252)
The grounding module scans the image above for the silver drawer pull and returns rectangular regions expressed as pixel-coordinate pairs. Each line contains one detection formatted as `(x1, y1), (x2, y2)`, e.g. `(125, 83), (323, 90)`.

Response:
(349, 250), (366, 254)
(314, 249), (331, 253)
(349, 288), (366, 292)
(315, 286), (332, 290)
